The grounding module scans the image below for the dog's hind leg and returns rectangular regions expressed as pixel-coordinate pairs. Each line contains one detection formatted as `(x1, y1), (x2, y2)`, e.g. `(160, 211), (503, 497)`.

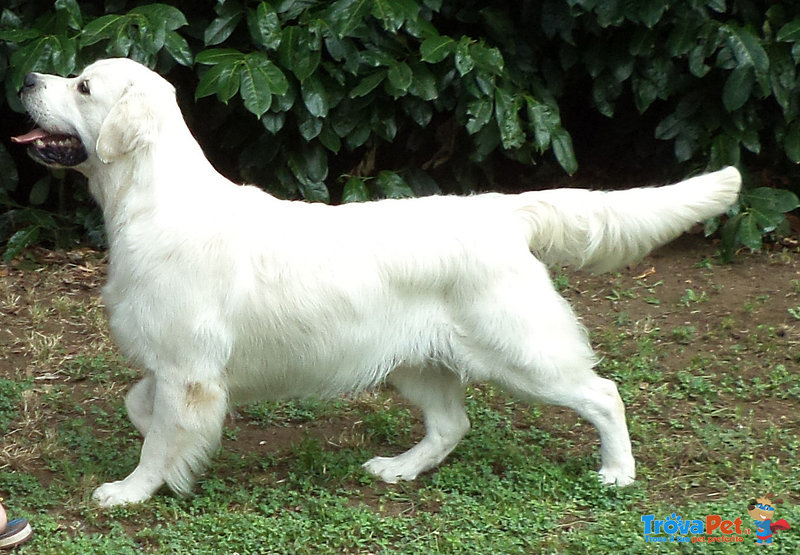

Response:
(363, 366), (470, 483)
(502, 367), (636, 486)
(459, 269), (635, 486)
(93, 373), (227, 507)
(486, 297), (636, 486)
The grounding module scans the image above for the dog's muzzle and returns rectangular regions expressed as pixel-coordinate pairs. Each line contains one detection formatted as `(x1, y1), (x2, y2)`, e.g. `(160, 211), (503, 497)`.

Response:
(12, 73), (89, 167)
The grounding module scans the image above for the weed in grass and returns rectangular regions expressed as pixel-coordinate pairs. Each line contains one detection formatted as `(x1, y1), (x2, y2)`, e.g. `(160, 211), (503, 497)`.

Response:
(614, 312), (632, 326)
(552, 270), (570, 291)
(606, 288), (635, 302)
(2, 245), (800, 552)
(241, 399), (333, 427)
(360, 404), (413, 446)
(694, 257), (715, 269)
(671, 325), (697, 344)
(25, 329), (64, 366)
(680, 288), (707, 307)
(0, 377), (31, 432)
(222, 426), (240, 441)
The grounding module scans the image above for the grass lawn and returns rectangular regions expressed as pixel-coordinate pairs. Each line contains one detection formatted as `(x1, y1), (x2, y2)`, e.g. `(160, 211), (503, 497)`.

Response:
(1, 236), (798, 553)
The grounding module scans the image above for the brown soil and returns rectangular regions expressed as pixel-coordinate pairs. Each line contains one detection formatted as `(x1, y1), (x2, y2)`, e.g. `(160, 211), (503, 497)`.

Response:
(0, 233), (798, 509)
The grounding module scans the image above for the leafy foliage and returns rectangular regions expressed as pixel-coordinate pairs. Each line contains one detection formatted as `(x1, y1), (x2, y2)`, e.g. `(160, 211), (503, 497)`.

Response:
(1, 0), (799, 260)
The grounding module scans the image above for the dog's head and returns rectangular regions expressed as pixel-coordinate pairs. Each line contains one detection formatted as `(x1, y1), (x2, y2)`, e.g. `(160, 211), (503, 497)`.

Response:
(13, 58), (176, 169)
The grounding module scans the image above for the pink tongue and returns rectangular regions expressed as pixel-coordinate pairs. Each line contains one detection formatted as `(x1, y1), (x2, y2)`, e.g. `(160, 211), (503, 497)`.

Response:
(11, 129), (49, 144)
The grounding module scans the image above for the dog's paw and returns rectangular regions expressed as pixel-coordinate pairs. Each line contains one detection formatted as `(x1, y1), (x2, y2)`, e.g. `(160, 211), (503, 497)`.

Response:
(362, 456), (420, 484)
(598, 465), (636, 487)
(92, 481), (152, 508)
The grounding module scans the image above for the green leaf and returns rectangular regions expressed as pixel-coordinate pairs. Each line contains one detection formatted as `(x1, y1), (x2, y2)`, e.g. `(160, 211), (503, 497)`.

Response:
(455, 37), (474, 76)
(0, 28), (40, 43)
(51, 35), (77, 76)
(592, 72), (621, 117)
(345, 120), (372, 149)
(654, 113), (682, 140)
(349, 71), (386, 98)
(342, 176), (370, 202)
(297, 181), (330, 203)
(301, 74), (329, 118)
(133, 4), (188, 31)
(195, 48), (244, 65)
(195, 61), (240, 101)
(262, 61), (289, 96)
(688, 44), (711, 77)
(466, 97), (493, 135)
(408, 61), (438, 100)
(240, 62), (272, 118)
(401, 96), (433, 127)
(777, 18), (800, 42)
(494, 87), (525, 150)
(744, 187), (800, 214)
(4, 227), (40, 263)
(784, 121), (800, 163)
(376, 171), (415, 198)
(251, 2), (282, 50)
(204, 10), (243, 46)
(371, 108), (397, 141)
(387, 61), (413, 93)
(262, 112), (286, 134)
(165, 31), (193, 66)
(750, 207), (787, 234)
(280, 27), (320, 81)
(81, 14), (124, 47)
(526, 98), (559, 151)
(769, 44), (795, 113)
(327, 0), (371, 38)
(304, 144), (329, 184)
(420, 35), (454, 63)
(551, 127), (578, 175)
(8, 38), (53, 92)
(28, 176), (51, 206)
(722, 24), (769, 74)
(737, 213), (762, 251)
(288, 143), (329, 201)
(0, 144), (19, 192)
(318, 124), (341, 153)
(371, 0), (409, 32)
(55, 0), (83, 30)
(722, 66), (753, 112)
(710, 133), (740, 167)
(718, 213), (742, 263)
(298, 110), (323, 141)
(470, 43), (504, 74)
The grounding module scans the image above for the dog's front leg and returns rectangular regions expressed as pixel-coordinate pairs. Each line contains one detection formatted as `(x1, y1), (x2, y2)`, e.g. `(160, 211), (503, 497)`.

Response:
(93, 375), (227, 507)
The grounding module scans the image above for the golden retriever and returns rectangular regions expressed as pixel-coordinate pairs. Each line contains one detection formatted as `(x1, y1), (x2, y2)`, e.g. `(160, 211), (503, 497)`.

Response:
(13, 58), (741, 506)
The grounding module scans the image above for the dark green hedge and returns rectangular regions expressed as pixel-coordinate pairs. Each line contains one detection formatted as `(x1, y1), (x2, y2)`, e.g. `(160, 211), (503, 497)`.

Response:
(1, 0), (798, 260)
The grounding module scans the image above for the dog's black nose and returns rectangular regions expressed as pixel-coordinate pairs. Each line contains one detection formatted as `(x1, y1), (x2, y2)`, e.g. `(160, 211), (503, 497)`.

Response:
(21, 73), (39, 92)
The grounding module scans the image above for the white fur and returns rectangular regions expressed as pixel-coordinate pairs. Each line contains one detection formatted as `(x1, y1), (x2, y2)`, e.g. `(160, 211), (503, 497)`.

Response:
(18, 58), (741, 507)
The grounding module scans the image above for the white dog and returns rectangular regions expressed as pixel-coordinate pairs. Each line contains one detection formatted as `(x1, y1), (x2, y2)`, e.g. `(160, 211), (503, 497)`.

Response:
(13, 58), (741, 507)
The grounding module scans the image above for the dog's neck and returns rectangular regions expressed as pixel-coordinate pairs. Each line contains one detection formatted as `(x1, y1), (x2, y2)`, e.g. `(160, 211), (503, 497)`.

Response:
(84, 118), (227, 247)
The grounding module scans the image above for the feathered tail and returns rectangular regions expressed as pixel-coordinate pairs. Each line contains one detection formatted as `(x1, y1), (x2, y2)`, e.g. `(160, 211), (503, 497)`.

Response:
(514, 167), (742, 273)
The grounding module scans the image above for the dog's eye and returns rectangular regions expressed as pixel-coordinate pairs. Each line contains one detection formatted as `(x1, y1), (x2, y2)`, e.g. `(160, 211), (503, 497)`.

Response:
(78, 80), (91, 95)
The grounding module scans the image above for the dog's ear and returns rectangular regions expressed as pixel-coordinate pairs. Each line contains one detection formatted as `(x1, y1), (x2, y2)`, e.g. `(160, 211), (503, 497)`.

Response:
(95, 86), (159, 164)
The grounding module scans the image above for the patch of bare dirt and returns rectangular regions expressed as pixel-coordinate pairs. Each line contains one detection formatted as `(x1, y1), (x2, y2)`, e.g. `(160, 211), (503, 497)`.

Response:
(0, 235), (798, 509)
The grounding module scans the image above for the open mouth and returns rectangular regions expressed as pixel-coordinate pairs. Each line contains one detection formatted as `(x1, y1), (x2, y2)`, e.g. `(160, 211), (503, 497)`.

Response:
(11, 128), (88, 167)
